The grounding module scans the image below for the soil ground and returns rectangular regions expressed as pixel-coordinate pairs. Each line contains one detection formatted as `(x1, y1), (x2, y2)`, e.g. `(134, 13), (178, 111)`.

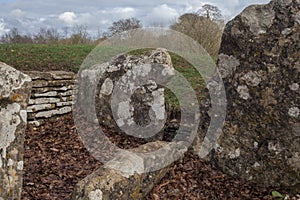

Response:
(22, 114), (299, 200)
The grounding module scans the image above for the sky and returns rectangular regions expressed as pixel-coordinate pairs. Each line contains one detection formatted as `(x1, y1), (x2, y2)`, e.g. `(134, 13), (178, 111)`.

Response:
(0, 0), (270, 37)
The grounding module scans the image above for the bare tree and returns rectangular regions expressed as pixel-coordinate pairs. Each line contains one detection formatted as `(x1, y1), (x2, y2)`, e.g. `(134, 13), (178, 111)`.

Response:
(95, 27), (103, 40)
(7, 27), (23, 43)
(197, 4), (222, 21)
(69, 24), (91, 44)
(170, 13), (223, 58)
(0, 32), (11, 43)
(62, 27), (70, 39)
(0, 27), (34, 44)
(34, 28), (60, 44)
(108, 17), (142, 36)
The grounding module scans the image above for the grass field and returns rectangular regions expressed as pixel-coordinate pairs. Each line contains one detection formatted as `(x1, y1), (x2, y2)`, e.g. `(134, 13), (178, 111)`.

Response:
(0, 44), (206, 108)
(0, 44), (95, 72)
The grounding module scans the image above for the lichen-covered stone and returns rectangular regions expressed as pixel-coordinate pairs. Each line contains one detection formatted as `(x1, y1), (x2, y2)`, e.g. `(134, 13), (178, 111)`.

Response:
(0, 63), (31, 99)
(0, 62), (31, 199)
(79, 48), (174, 141)
(74, 48), (201, 199)
(209, 0), (300, 191)
(71, 142), (169, 200)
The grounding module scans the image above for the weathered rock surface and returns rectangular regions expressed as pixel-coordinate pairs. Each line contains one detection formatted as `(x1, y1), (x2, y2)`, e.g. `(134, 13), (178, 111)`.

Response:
(24, 71), (76, 126)
(79, 48), (175, 141)
(74, 48), (198, 199)
(209, 0), (300, 191)
(71, 141), (169, 200)
(0, 62), (31, 199)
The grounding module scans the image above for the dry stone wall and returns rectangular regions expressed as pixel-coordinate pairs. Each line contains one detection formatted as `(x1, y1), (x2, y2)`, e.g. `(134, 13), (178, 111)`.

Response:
(24, 71), (76, 126)
(208, 0), (300, 191)
(0, 62), (31, 200)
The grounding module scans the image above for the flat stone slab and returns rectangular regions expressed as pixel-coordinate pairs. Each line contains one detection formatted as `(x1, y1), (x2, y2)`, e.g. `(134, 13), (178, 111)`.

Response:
(25, 71), (76, 81)
(72, 141), (170, 200)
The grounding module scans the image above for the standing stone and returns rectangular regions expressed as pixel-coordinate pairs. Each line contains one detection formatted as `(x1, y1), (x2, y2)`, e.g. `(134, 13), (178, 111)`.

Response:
(210, 0), (300, 191)
(0, 62), (31, 199)
(73, 48), (194, 199)
(78, 48), (174, 141)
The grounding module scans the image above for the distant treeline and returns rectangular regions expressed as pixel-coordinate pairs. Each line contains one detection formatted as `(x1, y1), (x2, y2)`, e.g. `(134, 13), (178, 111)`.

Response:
(0, 25), (103, 45)
(0, 4), (225, 58)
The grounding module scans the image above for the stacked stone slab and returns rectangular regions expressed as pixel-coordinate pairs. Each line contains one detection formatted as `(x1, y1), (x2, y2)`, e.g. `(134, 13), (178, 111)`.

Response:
(209, 0), (300, 191)
(0, 62), (31, 199)
(24, 71), (76, 126)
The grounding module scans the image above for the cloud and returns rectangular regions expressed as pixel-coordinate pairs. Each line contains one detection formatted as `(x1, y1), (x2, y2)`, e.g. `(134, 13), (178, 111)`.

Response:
(0, 0), (272, 36)
(144, 4), (179, 25)
(100, 7), (136, 20)
(39, 17), (46, 22)
(205, 0), (269, 17)
(0, 18), (10, 35)
(58, 11), (77, 25)
(10, 9), (26, 18)
(112, 7), (135, 13)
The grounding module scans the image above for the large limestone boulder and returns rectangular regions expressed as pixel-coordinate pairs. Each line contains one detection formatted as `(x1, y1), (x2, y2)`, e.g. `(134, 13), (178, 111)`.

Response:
(77, 48), (175, 141)
(0, 62), (31, 199)
(210, 0), (300, 191)
(73, 48), (197, 199)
